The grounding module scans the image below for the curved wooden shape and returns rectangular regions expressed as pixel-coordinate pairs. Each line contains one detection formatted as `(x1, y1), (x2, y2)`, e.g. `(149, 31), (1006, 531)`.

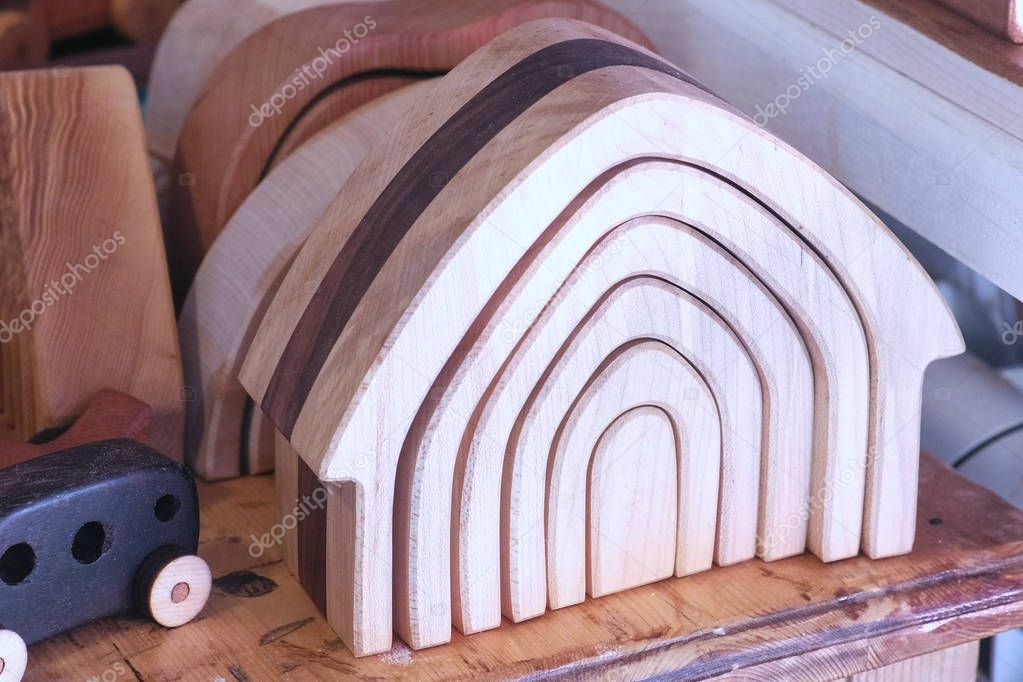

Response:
(178, 81), (431, 481)
(0, 67), (183, 460)
(587, 405), (677, 599)
(0, 389), (151, 470)
(496, 218), (810, 622)
(414, 260), (763, 644)
(551, 341), (718, 605)
(147, 0), (365, 174)
(240, 20), (962, 655)
(165, 0), (646, 301)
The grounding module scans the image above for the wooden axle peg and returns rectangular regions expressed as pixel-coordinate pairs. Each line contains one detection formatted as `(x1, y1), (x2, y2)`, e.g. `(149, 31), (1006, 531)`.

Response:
(134, 545), (212, 628)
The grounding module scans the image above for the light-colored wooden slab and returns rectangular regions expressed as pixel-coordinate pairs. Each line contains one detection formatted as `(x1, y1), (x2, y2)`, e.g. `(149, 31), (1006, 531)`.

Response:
(0, 66), (184, 460)
(549, 341), (718, 603)
(240, 19), (960, 655)
(587, 406), (677, 599)
(165, 0), (646, 301)
(178, 81), (432, 481)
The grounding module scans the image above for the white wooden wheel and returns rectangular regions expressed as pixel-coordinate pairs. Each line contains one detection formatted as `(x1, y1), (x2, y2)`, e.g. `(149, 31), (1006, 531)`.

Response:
(0, 630), (26, 682)
(146, 554), (213, 628)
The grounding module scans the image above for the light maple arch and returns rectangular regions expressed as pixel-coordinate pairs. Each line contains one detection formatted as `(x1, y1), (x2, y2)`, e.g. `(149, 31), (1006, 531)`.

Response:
(241, 20), (963, 656)
(0, 67), (183, 460)
(161, 0), (645, 302)
(178, 82), (433, 481)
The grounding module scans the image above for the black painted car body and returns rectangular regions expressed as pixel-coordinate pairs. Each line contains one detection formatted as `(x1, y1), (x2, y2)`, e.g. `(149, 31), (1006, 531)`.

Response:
(0, 439), (199, 644)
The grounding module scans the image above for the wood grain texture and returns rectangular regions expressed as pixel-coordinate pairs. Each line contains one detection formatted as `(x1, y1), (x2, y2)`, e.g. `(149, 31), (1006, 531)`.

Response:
(0, 389), (150, 470)
(847, 641), (979, 680)
(21, 454), (1020, 680)
(496, 219), (812, 624)
(586, 406), (678, 599)
(179, 81), (431, 481)
(239, 19), (961, 655)
(460, 276), (762, 637)
(0, 66), (184, 460)
(165, 0), (648, 302)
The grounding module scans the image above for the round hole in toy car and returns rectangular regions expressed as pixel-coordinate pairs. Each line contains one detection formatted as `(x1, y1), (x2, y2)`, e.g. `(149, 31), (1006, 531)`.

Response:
(0, 544), (34, 585)
(71, 522), (111, 565)
(154, 494), (181, 523)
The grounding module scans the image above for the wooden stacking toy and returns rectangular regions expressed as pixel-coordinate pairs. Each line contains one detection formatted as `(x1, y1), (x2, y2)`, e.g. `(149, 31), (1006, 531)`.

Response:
(237, 18), (964, 656)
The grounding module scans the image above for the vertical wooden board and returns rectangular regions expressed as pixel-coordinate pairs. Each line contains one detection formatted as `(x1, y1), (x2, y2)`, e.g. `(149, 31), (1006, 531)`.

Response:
(0, 66), (184, 460)
(587, 406), (677, 599)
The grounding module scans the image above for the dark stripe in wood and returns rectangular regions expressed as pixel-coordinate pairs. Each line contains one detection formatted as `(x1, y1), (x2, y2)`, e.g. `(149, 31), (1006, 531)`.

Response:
(262, 38), (703, 435)
(297, 457), (327, 614)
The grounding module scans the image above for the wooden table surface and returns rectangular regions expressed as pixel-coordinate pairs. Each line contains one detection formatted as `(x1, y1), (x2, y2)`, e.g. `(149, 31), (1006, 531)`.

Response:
(26, 454), (1023, 680)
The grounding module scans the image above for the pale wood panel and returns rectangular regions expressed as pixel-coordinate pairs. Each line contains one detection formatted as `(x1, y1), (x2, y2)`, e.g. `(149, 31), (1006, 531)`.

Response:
(587, 406), (678, 599)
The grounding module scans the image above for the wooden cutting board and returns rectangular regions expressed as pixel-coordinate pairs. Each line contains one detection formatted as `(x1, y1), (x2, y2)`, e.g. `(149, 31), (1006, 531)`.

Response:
(163, 0), (647, 303)
(240, 19), (961, 656)
(0, 66), (184, 461)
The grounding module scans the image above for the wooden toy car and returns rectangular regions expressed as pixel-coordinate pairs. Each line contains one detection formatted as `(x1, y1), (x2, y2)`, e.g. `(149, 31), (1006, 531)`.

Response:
(0, 438), (211, 682)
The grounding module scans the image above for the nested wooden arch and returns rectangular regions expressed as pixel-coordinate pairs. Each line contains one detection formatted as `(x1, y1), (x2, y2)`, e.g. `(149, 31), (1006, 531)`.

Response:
(553, 340), (721, 584)
(421, 269), (766, 645)
(485, 217), (812, 624)
(545, 333), (721, 606)
(162, 0), (645, 301)
(586, 404), (679, 599)
(240, 20), (961, 656)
